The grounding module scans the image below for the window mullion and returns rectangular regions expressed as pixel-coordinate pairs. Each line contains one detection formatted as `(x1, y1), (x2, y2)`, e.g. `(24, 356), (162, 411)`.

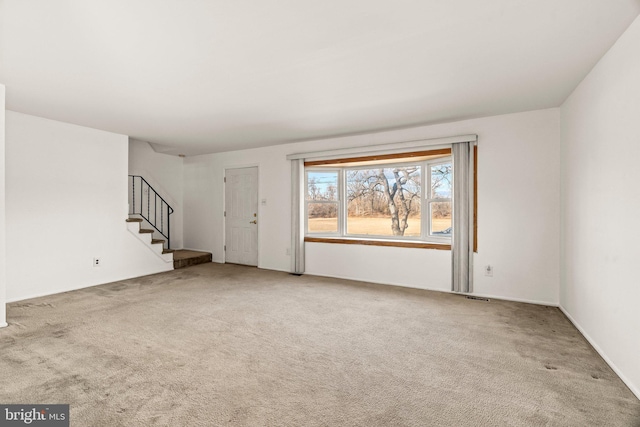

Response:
(340, 169), (346, 236)
(421, 161), (427, 240)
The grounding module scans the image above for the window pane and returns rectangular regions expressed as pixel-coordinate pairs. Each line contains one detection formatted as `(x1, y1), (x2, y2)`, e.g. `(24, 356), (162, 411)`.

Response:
(430, 201), (452, 235)
(346, 166), (421, 237)
(430, 163), (452, 199)
(307, 203), (338, 233)
(307, 171), (338, 201)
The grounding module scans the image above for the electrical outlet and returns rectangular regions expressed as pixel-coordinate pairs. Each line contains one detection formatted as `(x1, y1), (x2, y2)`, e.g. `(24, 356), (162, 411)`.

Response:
(93, 258), (101, 267)
(484, 265), (493, 277)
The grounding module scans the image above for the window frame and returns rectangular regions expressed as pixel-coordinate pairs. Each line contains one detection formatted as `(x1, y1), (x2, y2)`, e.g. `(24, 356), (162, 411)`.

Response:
(425, 158), (453, 244)
(342, 160), (425, 241)
(304, 154), (452, 246)
(304, 169), (342, 236)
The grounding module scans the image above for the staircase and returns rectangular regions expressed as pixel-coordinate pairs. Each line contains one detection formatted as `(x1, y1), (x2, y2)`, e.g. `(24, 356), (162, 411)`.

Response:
(128, 175), (173, 250)
(126, 218), (174, 263)
(127, 175), (212, 269)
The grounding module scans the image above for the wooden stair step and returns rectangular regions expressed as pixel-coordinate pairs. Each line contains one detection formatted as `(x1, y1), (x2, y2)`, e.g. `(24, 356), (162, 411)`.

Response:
(151, 239), (165, 244)
(139, 229), (154, 234)
(162, 249), (175, 254)
(126, 218), (143, 222)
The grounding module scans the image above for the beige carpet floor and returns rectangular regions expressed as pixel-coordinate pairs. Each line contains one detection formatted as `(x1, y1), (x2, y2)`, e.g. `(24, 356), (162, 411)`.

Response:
(1, 263), (639, 426)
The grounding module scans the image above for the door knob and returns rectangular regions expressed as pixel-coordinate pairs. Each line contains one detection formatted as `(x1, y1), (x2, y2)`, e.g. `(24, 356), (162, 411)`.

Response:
(250, 220), (257, 224)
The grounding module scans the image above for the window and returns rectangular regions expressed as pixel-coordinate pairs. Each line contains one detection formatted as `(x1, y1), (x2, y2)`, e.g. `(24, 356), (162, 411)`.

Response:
(427, 161), (452, 237)
(306, 170), (339, 233)
(305, 150), (452, 247)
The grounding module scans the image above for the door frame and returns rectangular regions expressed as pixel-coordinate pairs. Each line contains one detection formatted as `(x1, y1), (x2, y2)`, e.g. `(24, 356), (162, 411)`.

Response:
(223, 164), (260, 266)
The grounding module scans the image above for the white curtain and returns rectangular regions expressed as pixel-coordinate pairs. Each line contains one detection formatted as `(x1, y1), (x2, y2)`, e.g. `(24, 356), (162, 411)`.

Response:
(452, 142), (474, 293)
(291, 159), (305, 274)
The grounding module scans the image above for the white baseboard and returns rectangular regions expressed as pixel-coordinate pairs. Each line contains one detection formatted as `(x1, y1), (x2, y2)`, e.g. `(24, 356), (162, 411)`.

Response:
(303, 271), (451, 294)
(467, 291), (558, 307)
(258, 265), (291, 273)
(559, 305), (640, 401)
(302, 271), (557, 306)
(6, 268), (173, 304)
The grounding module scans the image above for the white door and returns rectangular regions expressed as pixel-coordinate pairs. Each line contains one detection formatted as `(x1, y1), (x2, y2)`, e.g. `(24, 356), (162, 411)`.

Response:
(224, 167), (258, 266)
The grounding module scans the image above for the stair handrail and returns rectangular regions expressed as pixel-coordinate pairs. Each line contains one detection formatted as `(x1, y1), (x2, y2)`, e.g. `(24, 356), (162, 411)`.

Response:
(128, 175), (174, 249)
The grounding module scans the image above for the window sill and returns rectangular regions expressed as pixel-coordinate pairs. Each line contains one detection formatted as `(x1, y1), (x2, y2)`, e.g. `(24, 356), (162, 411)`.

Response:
(304, 237), (451, 250)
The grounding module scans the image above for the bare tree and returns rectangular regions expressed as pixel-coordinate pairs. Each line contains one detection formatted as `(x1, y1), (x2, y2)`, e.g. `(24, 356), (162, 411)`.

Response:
(375, 167), (420, 235)
(311, 167), (423, 235)
(430, 164), (452, 198)
(307, 177), (319, 200)
(307, 176), (338, 218)
(429, 164), (452, 219)
(347, 170), (378, 217)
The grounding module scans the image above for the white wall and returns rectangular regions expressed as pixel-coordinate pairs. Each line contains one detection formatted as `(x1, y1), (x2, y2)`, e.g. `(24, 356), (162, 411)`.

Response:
(184, 108), (560, 305)
(560, 15), (640, 398)
(5, 112), (173, 303)
(129, 139), (184, 249)
(0, 84), (6, 326)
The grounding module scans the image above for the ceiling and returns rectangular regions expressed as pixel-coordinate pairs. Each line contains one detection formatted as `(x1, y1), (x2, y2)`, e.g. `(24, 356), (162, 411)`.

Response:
(1, 1), (639, 156)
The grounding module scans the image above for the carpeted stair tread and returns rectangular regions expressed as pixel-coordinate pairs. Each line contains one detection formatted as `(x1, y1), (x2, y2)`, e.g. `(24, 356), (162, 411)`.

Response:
(172, 250), (212, 269)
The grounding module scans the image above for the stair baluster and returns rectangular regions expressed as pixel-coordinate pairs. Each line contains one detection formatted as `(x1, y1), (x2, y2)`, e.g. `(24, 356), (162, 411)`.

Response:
(128, 175), (173, 249)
